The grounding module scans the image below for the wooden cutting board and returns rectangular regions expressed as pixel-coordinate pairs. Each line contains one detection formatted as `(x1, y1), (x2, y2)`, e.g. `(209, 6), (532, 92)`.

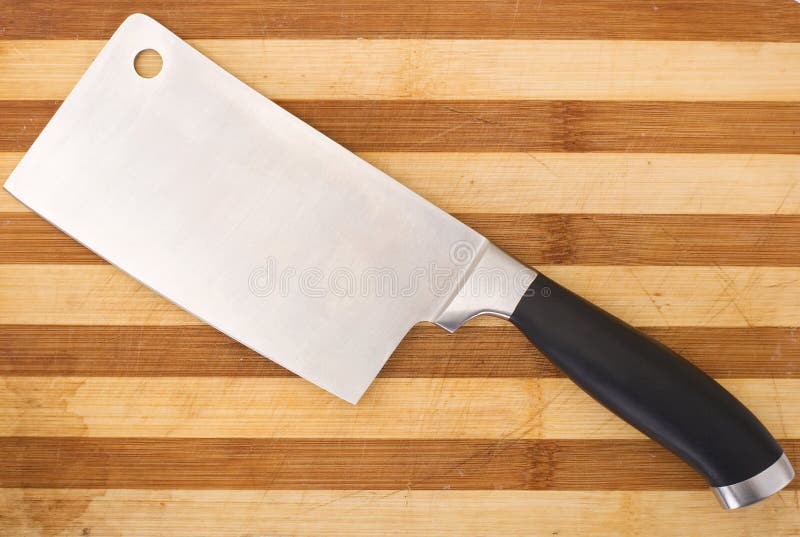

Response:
(1, 1), (799, 535)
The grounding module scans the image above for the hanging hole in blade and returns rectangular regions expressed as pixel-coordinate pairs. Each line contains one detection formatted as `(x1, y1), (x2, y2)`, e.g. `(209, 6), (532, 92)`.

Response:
(134, 49), (163, 78)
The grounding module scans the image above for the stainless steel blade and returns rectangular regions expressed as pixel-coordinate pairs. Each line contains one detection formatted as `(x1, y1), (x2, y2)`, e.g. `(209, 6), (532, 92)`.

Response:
(4, 14), (533, 403)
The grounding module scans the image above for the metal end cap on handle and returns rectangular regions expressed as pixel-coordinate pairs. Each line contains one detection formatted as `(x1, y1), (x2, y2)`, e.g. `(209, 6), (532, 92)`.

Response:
(712, 453), (795, 509)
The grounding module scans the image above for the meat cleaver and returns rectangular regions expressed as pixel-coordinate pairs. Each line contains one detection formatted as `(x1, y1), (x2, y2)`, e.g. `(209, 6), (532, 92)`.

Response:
(4, 14), (793, 508)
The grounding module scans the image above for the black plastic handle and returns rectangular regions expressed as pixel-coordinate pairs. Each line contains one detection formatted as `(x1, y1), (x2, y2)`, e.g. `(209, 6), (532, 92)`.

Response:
(510, 273), (784, 489)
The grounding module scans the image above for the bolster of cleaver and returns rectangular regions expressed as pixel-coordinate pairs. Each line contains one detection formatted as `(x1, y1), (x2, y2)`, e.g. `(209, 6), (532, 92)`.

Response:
(509, 273), (794, 509)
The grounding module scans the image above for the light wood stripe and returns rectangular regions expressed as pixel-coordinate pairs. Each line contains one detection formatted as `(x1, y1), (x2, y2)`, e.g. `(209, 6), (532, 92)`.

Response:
(3, 264), (800, 327)
(2, 437), (798, 490)
(5, 100), (800, 153)
(368, 152), (800, 215)
(7, 212), (800, 266)
(1, 377), (796, 439)
(4, 0), (800, 41)
(4, 151), (800, 215)
(0, 489), (797, 537)
(3, 39), (800, 101)
(2, 325), (797, 379)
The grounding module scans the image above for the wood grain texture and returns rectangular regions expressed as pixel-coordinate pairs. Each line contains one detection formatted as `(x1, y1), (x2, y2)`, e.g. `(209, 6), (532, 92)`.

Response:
(4, 437), (799, 490)
(4, 100), (800, 153)
(1, 490), (798, 537)
(2, 0), (800, 535)
(3, 264), (800, 326)
(5, 151), (800, 215)
(6, 212), (800, 265)
(2, 377), (797, 439)
(4, 39), (800, 101)
(2, 0), (800, 41)
(1, 325), (798, 378)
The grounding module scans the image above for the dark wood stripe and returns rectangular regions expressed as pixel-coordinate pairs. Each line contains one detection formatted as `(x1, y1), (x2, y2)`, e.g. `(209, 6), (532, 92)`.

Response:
(3, 437), (798, 490)
(2, 0), (799, 41)
(1, 325), (797, 378)
(3, 101), (800, 154)
(460, 214), (800, 267)
(0, 213), (103, 263)
(5, 213), (800, 266)
(0, 101), (61, 152)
